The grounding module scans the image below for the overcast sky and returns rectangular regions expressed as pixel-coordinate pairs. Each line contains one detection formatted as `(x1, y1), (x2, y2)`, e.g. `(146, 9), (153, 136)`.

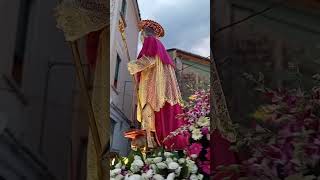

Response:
(137, 0), (210, 57)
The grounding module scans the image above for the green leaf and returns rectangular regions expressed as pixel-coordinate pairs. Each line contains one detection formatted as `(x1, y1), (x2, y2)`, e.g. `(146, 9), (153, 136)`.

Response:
(180, 164), (189, 179)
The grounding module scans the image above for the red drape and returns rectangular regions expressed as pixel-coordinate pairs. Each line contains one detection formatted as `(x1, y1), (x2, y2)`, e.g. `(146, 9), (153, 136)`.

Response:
(211, 131), (239, 179)
(155, 103), (190, 150)
(86, 30), (102, 70)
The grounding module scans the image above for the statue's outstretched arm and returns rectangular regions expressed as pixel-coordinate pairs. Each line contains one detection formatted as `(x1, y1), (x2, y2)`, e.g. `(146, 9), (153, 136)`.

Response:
(127, 56), (156, 75)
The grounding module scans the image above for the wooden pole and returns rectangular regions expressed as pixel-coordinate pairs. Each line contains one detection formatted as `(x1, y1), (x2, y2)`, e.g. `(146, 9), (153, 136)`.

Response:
(69, 41), (104, 180)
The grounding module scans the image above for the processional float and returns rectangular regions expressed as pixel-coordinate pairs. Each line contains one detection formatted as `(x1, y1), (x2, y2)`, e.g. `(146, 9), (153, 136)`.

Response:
(55, 0), (108, 180)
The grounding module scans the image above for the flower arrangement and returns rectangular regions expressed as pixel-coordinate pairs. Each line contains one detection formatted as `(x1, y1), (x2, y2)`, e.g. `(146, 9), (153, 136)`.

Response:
(164, 89), (211, 177)
(110, 89), (211, 179)
(218, 73), (320, 179)
(110, 148), (204, 180)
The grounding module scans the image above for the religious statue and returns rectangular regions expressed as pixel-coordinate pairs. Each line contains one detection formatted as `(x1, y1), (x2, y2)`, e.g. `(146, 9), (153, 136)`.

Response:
(127, 20), (189, 150)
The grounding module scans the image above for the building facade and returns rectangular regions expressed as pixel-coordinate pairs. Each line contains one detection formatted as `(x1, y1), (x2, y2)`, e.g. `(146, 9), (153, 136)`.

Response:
(214, 0), (320, 124)
(0, 0), (75, 179)
(167, 49), (210, 100)
(110, 0), (141, 156)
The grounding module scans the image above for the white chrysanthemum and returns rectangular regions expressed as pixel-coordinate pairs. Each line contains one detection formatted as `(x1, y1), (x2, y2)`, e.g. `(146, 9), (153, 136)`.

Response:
(153, 157), (162, 163)
(132, 159), (144, 167)
(191, 154), (198, 159)
(164, 152), (173, 157)
(178, 158), (185, 164)
(166, 173), (175, 180)
(114, 174), (124, 180)
(186, 157), (195, 165)
(166, 158), (173, 164)
(150, 164), (157, 170)
(190, 174), (199, 180)
(145, 158), (153, 164)
(175, 167), (182, 176)
(130, 164), (140, 173)
(134, 155), (142, 160)
(153, 174), (165, 180)
(168, 162), (180, 170)
(110, 169), (122, 177)
(115, 162), (122, 169)
(156, 162), (167, 169)
(190, 164), (198, 174)
(141, 169), (153, 179)
(186, 158), (198, 174)
(192, 128), (203, 140)
(198, 174), (204, 180)
(127, 174), (142, 180)
(146, 169), (153, 177)
(189, 125), (196, 131)
(197, 116), (210, 127)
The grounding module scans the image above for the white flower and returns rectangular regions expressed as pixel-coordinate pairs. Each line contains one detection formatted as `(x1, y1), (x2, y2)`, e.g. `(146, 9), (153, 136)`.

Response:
(192, 129), (203, 140)
(164, 152), (173, 157)
(111, 169), (122, 177)
(153, 174), (165, 180)
(190, 174), (199, 180)
(207, 134), (210, 140)
(191, 154), (198, 159)
(186, 157), (195, 165)
(185, 158), (198, 174)
(130, 165), (140, 173)
(166, 173), (175, 180)
(189, 125), (196, 131)
(124, 174), (130, 180)
(190, 164), (198, 174)
(197, 116), (210, 127)
(150, 164), (157, 170)
(178, 158), (185, 164)
(145, 158), (153, 164)
(143, 169), (153, 178)
(153, 157), (162, 163)
(141, 172), (152, 180)
(115, 162), (122, 169)
(175, 167), (182, 176)
(166, 158), (173, 164)
(134, 155), (142, 160)
(132, 159), (144, 167)
(168, 162), (180, 170)
(127, 174), (142, 180)
(156, 162), (167, 169)
(114, 174), (124, 180)
(198, 174), (204, 180)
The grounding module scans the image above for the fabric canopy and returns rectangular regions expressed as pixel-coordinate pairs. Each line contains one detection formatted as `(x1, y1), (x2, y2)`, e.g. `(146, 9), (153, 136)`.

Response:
(55, 0), (108, 41)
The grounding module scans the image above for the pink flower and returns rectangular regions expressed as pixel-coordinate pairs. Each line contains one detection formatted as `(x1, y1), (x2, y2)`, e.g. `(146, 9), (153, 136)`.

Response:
(205, 148), (210, 160)
(188, 143), (203, 157)
(200, 161), (211, 175)
(201, 127), (209, 135)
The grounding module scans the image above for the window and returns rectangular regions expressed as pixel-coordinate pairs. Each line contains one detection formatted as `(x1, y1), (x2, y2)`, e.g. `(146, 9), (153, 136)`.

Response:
(120, 0), (127, 17)
(114, 54), (121, 88)
(12, 0), (32, 86)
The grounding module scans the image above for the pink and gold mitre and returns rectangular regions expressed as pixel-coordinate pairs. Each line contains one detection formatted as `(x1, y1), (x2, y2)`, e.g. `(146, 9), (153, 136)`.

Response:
(138, 19), (165, 37)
